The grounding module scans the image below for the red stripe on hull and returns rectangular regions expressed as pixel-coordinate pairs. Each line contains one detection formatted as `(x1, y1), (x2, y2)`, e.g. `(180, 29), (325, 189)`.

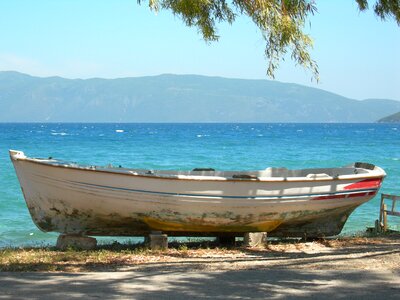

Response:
(312, 191), (376, 201)
(344, 178), (382, 190)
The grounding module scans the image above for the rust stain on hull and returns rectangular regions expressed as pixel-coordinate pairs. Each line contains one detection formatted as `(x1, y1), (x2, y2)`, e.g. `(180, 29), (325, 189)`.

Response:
(26, 198), (355, 238)
(142, 216), (283, 233)
(269, 206), (357, 237)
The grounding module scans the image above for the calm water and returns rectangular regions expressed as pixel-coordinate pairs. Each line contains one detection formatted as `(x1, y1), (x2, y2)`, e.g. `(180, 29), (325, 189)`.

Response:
(0, 123), (399, 247)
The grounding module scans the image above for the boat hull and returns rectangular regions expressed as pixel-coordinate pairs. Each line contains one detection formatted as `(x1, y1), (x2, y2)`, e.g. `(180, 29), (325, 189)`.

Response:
(11, 152), (385, 238)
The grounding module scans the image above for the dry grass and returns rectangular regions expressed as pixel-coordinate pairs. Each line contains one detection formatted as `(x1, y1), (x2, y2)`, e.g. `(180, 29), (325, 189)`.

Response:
(1, 233), (399, 272)
(0, 240), (238, 272)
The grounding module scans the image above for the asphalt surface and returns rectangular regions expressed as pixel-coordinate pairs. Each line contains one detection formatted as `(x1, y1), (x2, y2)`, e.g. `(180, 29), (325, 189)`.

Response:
(1, 269), (399, 299)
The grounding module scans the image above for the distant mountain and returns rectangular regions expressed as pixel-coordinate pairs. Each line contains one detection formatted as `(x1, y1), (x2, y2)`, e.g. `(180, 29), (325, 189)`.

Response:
(1, 71), (399, 123)
(377, 111), (400, 123)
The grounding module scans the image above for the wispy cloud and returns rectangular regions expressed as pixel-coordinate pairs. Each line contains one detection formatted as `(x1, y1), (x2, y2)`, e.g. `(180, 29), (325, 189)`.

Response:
(0, 53), (106, 79)
(0, 53), (50, 76)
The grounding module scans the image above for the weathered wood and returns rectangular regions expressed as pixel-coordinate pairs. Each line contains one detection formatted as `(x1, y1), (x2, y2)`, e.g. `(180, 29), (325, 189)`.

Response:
(387, 211), (400, 217)
(379, 194), (400, 232)
(381, 194), (400, 201)
(10, 150), (386, 239)
(379, 194), (385, 225)
(383, 204), (388, 232)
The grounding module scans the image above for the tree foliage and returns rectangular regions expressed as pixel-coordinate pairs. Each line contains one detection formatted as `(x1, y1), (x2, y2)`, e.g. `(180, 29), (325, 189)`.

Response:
(138, 1), (400, 80)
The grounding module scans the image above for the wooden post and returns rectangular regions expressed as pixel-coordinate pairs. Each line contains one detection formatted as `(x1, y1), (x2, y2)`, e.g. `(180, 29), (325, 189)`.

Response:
(383, 204), (388, 232)
(379, 194), (384, 227)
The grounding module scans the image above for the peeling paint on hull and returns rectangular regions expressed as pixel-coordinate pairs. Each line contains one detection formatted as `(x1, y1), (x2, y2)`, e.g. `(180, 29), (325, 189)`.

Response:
(10, 150), (386, 238)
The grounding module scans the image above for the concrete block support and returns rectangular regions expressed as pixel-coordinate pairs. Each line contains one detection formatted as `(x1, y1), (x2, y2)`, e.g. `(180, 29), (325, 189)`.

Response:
(56, 234), (97, 250)
(243, 232), (267, 247)
(146, 232), (168, 250)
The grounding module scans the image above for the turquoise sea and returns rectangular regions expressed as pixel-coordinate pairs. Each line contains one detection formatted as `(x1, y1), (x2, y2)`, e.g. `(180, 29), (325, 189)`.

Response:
(0, 123), (399, 247)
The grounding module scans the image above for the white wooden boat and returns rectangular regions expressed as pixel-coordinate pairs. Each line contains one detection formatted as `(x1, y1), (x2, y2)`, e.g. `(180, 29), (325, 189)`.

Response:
(10, 150), (386, 238)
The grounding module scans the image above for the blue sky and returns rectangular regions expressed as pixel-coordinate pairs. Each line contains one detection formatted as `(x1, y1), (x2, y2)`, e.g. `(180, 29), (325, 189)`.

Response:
(0, 0), (399, 100)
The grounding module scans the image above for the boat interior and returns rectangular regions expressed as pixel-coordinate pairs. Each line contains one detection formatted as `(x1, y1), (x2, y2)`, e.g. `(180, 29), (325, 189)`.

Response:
(37, 156), (376, 179)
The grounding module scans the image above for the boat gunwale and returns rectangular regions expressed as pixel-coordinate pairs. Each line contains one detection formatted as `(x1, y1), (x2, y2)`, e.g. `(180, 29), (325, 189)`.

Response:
(11, 152), (387, 183)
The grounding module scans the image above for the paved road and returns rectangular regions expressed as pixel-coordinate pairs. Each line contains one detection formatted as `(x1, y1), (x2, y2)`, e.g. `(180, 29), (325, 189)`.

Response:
(1, 269), (399, 299)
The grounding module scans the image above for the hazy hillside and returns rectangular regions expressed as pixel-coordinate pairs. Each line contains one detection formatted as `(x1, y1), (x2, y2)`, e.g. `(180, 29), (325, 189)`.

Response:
(1, 71), (399, 122)
(377, 111), (400, 123)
